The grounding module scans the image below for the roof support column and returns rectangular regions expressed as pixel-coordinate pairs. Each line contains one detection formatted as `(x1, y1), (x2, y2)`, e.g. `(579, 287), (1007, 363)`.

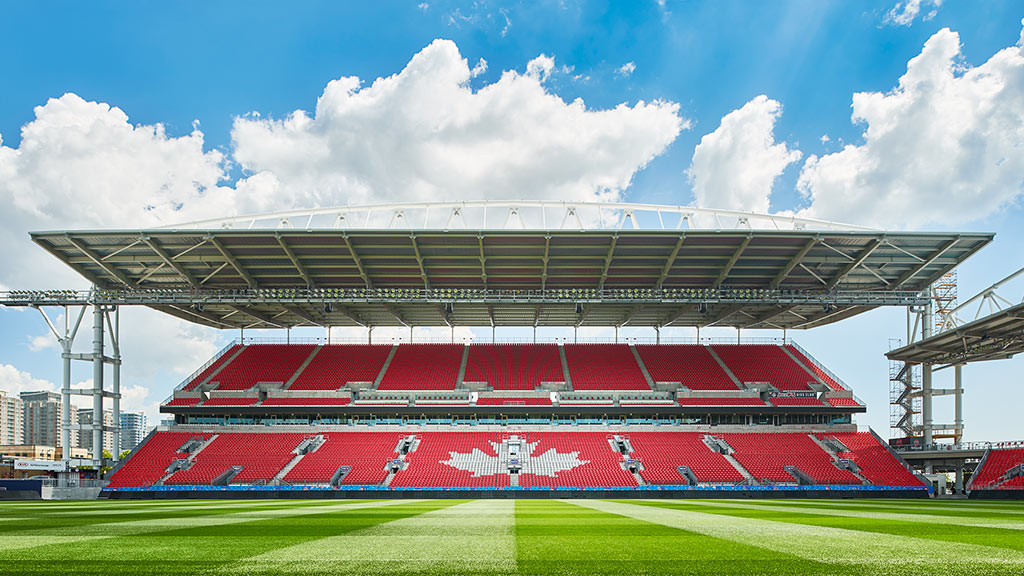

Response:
(106, 307), (120, 461)
(954, 364), (963, 444)
(92, 304), (104, 464)
(922, 293), (934, 445)
(42, 303), (88, 468)
(61, 320), (72, 467)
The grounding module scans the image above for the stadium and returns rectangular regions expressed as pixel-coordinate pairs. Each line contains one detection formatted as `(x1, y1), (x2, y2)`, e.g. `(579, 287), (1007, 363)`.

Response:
(2, 199), (1024, 569)
(3, 200), (1024, 573)
(0, 200), (1011, 496)
(6, 2), (1024, 572)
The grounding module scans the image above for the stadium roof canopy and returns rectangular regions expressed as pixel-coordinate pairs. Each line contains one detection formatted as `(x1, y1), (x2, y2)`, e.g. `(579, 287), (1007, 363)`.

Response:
(15, 202), (992, 331)
(886, 302), (1024, 367)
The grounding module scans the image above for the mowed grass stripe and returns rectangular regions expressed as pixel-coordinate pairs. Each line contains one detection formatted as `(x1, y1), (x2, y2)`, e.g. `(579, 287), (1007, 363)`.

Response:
(578, 499), (1024, 573)
(224, 499), (516, 575)
(517, 499), (834, 575)
(0, 499), (361, 536)
(737, 499), (1024, 518)
(682, 500), (1024, 530)
(1, 499), (335, 517)
(0, 499), (447, 576)
(0, 499), (411, 553)
(641, 499), (1024, 554)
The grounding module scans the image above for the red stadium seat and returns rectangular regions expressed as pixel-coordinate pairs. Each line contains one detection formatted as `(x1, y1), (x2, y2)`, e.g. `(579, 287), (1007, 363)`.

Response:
(563, 344), (649, 390)
(636, 345), (738, 390)
(377, 344), (464, 390)
(289, 345), (392, 390)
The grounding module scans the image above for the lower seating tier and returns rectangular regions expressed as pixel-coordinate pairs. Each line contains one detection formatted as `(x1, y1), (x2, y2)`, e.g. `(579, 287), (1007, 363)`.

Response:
(969, 447), (1024, 489)
(110, 429), (925, 490)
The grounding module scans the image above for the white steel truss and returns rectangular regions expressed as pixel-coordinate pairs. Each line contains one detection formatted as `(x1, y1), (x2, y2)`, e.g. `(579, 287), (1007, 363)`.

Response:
(160, 201), (881, 232)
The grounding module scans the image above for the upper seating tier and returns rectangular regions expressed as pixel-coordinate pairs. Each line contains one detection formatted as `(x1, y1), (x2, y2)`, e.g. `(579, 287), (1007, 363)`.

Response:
(563, 344), (649, 390)
(208, 345), (316, 391)
(377, 344), (464, 390)
(289, 345), (392, 390)
(712, 345), (817, 391)
(636, 345), (738, 390)
(463, 344), (564, 391)
(183, 345), (241, 391)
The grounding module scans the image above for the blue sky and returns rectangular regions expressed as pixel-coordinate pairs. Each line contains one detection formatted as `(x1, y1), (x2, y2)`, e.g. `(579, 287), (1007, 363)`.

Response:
(1, 0), (1023, 440)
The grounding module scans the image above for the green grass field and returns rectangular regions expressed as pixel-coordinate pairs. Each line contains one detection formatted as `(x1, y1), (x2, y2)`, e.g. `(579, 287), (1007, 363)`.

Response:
(2, 498), (1024, 575)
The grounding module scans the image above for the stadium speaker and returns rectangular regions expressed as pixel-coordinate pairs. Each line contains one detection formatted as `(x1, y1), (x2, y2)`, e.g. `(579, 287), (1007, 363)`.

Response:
(575, 303), (583, 314)
(324, 303), (334, 313)
(445, 303), (454, 314)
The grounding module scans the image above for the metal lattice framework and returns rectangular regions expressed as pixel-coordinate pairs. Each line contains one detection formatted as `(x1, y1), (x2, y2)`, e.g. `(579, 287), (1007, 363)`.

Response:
(888, 266), (1024, 367)
(8, 202), (990, 331)
(158, 201), (882, 232)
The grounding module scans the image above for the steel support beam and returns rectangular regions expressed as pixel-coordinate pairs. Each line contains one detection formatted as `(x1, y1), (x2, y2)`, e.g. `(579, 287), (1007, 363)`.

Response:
(230, 305), (285, 329)
(771, 237), (817, 289)
(598, 235), (619, 290)
(654, 234), (685, 289)
(343, 234), (373, 289)
(66, 236), (138, 288)
(825, 238), (883, 289)
(409, 234), (430, 290)
(617, 304), (645, 327)
(208, 236), (258, 289)
(540, 235), (551, 290)
(276, 234), (315, 289)
(140, 235), (199, 286)
(893, 238), (960, 289)
(283, 305), (326, 327)
(477, 235), (488, 288)
(712, 235), (752, 288)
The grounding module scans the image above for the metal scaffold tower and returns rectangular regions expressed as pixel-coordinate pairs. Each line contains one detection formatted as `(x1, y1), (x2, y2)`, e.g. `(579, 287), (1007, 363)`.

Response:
(892, 271), (964, 445)
(889, 337), (921, 439)
(933, 270), (958, 332)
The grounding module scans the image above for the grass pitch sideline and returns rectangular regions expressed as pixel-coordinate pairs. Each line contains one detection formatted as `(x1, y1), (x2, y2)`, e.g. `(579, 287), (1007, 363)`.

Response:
(0, 499), (1023, 575)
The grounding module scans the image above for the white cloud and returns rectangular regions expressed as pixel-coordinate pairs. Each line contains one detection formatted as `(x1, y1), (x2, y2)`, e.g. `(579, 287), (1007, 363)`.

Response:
(0, 93), (241, 421)
(798, 24), (1024, 227)
(470, 57), (488, 77)
(525, 53), (555, 81)
(688, 95), (801, 214)
(0, 38), (686, 422)
(616, 62), (637, 77)
(418, 2), (429, 11)
(0, 363), (57, 396)
(884, 0), (942, 27)
(232, 39), (685, 207)
(499, 8), (511, 37)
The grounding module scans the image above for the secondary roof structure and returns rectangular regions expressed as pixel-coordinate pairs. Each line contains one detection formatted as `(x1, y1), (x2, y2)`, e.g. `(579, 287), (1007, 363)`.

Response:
(887, 302), (1024, 367)
(16, 202), (992, 330)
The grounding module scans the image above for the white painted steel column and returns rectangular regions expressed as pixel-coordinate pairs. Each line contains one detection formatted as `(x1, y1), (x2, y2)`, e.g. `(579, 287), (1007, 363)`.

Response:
(61, 310), (72, 464)
(110, 307), (121, 461)
(922, 297), (934, 445)
(954, 364), (963, 443)
(92, 305), (104, 462)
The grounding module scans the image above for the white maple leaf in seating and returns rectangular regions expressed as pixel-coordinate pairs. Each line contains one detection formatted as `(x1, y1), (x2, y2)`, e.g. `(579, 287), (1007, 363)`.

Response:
(441, 440), (590, 477)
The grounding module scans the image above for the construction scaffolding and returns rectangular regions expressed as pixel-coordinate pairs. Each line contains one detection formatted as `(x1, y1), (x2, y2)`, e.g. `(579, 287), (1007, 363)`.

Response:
(932, 270), (958, 332)
(889, 337), (921, 439)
